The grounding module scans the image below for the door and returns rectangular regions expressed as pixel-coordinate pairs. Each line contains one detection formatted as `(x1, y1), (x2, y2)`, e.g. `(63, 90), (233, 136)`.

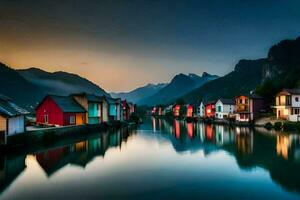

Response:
(8, 116), (25, 136)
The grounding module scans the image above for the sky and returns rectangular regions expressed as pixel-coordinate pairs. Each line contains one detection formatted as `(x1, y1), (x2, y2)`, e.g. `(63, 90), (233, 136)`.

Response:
(0, 0), (300, 92)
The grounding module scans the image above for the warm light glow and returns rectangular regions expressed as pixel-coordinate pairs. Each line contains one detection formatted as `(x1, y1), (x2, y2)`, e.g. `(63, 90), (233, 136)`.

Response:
(187, 123), (193, 138)
(277, 135), (289, 159)
(174, 120), (180, 138)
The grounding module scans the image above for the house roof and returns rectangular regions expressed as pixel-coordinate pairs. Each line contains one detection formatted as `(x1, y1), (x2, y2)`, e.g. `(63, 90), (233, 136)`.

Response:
(205, 101), (217, 106)
(249, 94), (264, 99)
(49, 95), (86, 113)
(71, 93), (102, 103)
(235, 93), (263, 99)
(0, 95), (29, 117)
(278, 88), (300, 96)
(218, 98), (235, 105)
(106, 96), (121, 104)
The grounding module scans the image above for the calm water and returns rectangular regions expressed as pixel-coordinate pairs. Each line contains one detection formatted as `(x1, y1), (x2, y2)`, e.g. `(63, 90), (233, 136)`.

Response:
(0, 117), (300, 200)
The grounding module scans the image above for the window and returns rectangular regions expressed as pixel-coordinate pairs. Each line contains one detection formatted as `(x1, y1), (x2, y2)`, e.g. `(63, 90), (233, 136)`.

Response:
(296, 97), (299, 102)
(217, 106), (221, 112)
(70, 116), (75, 124)
(44, 115), (48, 124)
(294, 108), (300, 115)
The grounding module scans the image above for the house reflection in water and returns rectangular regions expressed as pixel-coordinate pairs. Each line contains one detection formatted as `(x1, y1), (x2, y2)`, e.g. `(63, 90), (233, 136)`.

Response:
(35, 128), (132, 177)
(148, 118), (300, 194)
(215, 125), (235, 146)
(174, 120), (181, 139)
(277, 134), (300, 162)
(0, 155), (26, 193)
(235, 127), (253, 154)
(187, 123), (194, 139)
(196, 123), (205, 142)
(152, 117), (157, 132)
(205, 124), (214, 141)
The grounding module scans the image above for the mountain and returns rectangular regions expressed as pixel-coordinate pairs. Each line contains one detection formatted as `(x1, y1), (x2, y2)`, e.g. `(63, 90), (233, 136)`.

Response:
(182, 59), (267, 103)
(138, 72), (219, 106)
(110, 83), (167, 103)
(18, 68), (109, 97)
(0, 63), (45, 109)
(0, 63), (109, 111)
(256, 37), (300, 104)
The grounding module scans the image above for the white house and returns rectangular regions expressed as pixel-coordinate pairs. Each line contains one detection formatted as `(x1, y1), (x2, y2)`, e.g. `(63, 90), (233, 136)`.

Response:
(197, 102), (205, 117)
(0, 95), (29, 145)
(215, 99), (235, 119)
(275, 89), (300, 122)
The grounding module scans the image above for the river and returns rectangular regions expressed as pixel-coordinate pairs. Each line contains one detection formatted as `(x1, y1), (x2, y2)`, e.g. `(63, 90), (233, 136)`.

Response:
(0, 117), (299, 199)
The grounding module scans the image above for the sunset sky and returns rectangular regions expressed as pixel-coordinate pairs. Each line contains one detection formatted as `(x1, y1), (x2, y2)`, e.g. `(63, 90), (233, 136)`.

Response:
(1, 0), (300, 92)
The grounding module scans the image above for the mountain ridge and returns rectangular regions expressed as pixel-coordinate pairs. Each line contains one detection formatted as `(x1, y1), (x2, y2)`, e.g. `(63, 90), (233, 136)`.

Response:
(110, 83), (167, 103)
(137, 72), (219, 105)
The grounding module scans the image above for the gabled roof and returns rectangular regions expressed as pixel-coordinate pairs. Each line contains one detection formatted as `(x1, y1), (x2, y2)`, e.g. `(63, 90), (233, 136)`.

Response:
(277, 88), (300, 96)
(0, 95), (29, 117)
(71, 93), (102, 103)
(106, 97), (121, 104)
(217, 98), (235, 105)
(48, 95), (86, 113)
(249, 94), (264, 99)
(205, 101), (217, 106)
(235, 93), (263, 99)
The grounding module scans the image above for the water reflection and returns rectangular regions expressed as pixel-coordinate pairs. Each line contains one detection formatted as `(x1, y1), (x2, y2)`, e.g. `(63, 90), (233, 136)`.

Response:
(150, 117), (300, 194)
(0, 119), (300, 199)
(0, 127), (133, 193)
(0, 155), (26, 193)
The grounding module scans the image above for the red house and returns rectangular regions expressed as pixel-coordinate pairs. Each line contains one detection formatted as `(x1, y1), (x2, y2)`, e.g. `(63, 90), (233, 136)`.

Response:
(36, 95), (87, 127)
(173, 105), (180, 117)
(186, 105), (193, 117)
(205, 102), (216, 118)
(122, 100), (130, 121)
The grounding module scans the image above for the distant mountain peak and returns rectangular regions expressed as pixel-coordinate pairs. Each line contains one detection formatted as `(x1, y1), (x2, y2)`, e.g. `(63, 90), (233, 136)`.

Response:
(202, 72), (210, 77)
(188, 73), (201, 79)
(138, 72), (218, 105)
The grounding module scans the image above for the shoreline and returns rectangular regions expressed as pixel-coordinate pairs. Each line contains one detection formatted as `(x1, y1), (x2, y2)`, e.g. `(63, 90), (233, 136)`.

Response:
(3, 121), (137, 153)
(150, 115), (300, 133)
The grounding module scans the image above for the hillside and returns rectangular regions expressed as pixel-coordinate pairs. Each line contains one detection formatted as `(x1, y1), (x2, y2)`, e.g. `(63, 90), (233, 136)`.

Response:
(18, 68), (109, 97)
(0, 63), (45, 109)
(257, 37), (300, 103)
(138, 72), (218, 106)
(0, 63), (110, 111)
(182, 59), (267, 103)
(110, 83), (167, 103)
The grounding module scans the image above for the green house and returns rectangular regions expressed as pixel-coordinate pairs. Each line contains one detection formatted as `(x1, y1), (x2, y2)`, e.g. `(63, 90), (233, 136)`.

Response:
(72, 93), (102, 124)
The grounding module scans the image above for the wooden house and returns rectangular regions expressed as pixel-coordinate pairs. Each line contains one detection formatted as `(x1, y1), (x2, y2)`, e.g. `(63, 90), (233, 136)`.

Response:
(36, 95), (86, 127)
(128, 103), (136, 115)
(101, 96), (109, 122)
(0, 95), (28, 144)
(173, 104), (181, 117)
(72, 93), (102, 124)
(215, 99), (235, 119)
(205, 102), (216, 118)
(186, 104), (194, 117)
(197, 102), (205, 118)
(235, 94), (266, 122)
(152, 105), (164, 116)
(122, 100), (130, 121)
(274, 89), (300, 121)
(106, 97), (122, 121)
